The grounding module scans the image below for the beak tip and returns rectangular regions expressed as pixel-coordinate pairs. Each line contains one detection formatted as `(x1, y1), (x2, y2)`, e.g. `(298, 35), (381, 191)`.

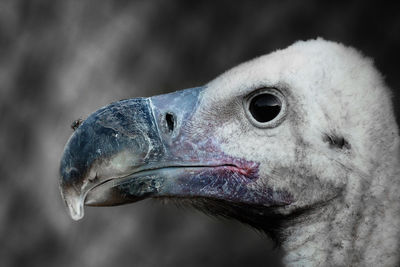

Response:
(68, 203), (84, 221)
(61, 188), (85, 221)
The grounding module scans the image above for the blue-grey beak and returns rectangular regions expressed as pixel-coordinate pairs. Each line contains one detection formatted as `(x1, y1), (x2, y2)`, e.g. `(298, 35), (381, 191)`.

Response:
(60, 86), (291, 220)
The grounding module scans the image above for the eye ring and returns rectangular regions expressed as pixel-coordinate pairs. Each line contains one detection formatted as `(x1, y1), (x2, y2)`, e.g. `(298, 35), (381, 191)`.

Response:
(243, 88), (287, 128)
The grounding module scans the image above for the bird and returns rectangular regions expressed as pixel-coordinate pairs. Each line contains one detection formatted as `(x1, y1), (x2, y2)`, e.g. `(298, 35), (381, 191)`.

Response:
(59, 38), (400, 266)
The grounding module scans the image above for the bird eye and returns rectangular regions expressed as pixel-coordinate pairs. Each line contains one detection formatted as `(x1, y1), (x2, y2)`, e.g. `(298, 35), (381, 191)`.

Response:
(244, 88), (286, 128)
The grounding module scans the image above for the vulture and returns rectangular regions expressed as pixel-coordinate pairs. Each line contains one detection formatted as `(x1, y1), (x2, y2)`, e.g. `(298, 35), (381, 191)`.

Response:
(59, 39), (400, 266)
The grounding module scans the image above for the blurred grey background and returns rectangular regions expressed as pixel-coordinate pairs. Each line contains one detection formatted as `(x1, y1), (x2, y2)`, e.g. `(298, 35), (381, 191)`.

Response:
(0, 1), (399, 266)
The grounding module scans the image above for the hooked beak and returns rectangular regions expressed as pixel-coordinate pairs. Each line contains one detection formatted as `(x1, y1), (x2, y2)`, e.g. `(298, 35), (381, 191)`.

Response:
(59, 86), (292, 220)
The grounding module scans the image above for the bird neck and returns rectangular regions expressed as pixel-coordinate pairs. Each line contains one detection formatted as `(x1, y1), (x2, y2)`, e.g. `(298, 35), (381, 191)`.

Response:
(281, 148), (400, 266)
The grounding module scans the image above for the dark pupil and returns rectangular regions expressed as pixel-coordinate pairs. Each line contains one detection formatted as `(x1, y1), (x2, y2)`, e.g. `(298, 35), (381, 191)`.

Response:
(249, 94), (281, 123)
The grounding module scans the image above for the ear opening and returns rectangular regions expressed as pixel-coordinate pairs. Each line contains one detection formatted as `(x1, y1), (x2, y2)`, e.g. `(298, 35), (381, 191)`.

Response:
(323, 133), (351, 150)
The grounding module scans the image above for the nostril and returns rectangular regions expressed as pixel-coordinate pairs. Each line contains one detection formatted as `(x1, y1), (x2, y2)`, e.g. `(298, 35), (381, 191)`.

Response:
(165, 112), (175, 133)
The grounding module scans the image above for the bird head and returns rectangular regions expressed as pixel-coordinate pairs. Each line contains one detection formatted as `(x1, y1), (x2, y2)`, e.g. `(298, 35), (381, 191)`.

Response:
(59, 39), (398, 240)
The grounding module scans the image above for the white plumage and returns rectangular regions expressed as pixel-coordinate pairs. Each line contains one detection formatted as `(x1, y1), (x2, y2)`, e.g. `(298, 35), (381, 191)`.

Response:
(200, 39), (400, 266)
